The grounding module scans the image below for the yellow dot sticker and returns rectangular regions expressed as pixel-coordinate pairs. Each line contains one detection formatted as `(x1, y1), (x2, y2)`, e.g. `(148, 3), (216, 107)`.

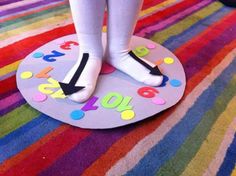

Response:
(20, 71), (33, 79)
(121, 110), (135, 120)
(164, 57), (174, 64)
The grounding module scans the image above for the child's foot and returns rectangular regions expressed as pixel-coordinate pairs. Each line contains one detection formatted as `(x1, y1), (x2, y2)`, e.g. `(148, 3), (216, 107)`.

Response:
(107, 50), (163, 86)
(60, 53), (102, 103)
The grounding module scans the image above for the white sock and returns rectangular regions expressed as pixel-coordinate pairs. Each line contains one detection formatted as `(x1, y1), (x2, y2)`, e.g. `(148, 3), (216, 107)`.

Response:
(106, 0), (163, 86)
(63, 0), (106, 102)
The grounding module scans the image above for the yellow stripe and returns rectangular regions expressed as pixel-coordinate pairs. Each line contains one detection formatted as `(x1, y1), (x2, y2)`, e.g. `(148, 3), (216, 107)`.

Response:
(140, 0), (177, 17)
(231, 166), (236, 176)
(0, 12), (71, 40)
(181, 93), (236, 176)
(0, 59), (22, 77)
(151, 1), (223, 44)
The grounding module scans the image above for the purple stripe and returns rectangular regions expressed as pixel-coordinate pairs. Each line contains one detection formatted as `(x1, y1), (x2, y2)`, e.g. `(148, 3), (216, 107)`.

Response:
(0, 91), (25, 116)
(142, 0), (214, 38)
(136, 0), (213, 37)
(39, 126), (133, 176)
(184, 20), (236, 80)
(0, 0), (64, 17)
(0, 0), (22, 6)
(0, 71), (16, 81)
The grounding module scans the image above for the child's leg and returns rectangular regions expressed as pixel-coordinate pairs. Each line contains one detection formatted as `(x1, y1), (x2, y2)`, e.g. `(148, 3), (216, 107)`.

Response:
(64, 0), (106, 102)
(106, 0), (163, 86)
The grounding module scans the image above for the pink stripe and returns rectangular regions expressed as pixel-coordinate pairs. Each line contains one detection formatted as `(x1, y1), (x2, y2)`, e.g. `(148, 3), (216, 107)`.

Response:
(203, 118), (236, 176)
(0, 0), (41, 11)
(0, 91), (24, 112)
(136, 0), (213, 37)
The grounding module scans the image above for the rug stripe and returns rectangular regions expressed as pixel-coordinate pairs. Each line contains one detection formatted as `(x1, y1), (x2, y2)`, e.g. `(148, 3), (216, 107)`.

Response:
(180, 109), (236, 175)
(135, 0), (209, 35)
(0, 1), (68, 23)
(202, 118), (236, 176)
(0, 4), (69, 33)
(106, 47), (236, 175)
(126, 61), (236, 175)
(0, 114), (61, 163)
(0, 12), (71, 41)
(1, 126), (91, 175)
(0, 92), (25, 116)
(0, 104), (40, 138)
(0, 0), (41, 11)
(150, 1), (223, 43)
(231, 167), (236, 176)
(38, 126), (133, 176)
(0, 24), (75, 67)
(217, 133), (236, 176)
(0, 0), (22, 6)
(163, 6), (232, 51)
(0, 60), (21, 77)
(138, 0), (216, 38)
(84, 40), (236, 175)
(0, 124), (69, 173)
(0, 0), (64, 17)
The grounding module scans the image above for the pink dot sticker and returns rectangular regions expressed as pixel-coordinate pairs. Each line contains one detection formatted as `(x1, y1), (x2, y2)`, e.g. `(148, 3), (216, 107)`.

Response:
(146, 43), (156, 49)
(33, 92), (48, 102)
(100, 62), (116, 74)
(152, 97), (166, 105)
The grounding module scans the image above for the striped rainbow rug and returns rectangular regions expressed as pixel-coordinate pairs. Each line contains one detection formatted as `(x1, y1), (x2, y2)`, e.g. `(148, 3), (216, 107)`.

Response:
(1, 0), (236, 175)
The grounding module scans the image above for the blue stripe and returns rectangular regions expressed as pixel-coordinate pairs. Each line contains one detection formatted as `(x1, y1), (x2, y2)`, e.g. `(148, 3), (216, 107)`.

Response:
(0, 114), (61, 163)
(163, 7), (232, 51)
(125, 59), (236, 175)
(217, 133), (236, 176)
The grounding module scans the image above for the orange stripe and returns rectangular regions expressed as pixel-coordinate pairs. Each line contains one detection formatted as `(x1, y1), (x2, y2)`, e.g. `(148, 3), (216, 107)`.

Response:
(82, 39), (236, 176)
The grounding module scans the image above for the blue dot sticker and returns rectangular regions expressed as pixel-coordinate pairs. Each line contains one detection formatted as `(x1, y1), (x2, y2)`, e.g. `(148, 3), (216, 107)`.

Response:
(170, 79), (182, 87)
(33, 52), (44, 58)
(70, 110), (85, 120)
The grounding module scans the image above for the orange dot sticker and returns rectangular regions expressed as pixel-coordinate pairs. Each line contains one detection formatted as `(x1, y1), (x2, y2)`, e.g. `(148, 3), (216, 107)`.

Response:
(155, 59), (164, 66)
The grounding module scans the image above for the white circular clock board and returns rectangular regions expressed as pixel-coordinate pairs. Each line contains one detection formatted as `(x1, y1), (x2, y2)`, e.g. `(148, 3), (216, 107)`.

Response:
(16, 34), (186, 129)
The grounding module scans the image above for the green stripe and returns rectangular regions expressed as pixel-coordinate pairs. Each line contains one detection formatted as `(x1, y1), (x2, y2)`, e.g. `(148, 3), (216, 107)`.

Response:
(0, 104), (40, 138)
(156, 75), (236, 176)
(150, 2), (222, 44)
(0, 4), (70, 33)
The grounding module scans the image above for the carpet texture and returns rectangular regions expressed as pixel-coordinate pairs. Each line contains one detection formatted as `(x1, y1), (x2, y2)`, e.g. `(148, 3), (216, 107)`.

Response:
(0, 0), (236, 175)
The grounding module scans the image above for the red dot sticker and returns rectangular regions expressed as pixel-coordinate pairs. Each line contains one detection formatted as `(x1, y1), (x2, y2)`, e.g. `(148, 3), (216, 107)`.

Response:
(100, 62), (116, 74)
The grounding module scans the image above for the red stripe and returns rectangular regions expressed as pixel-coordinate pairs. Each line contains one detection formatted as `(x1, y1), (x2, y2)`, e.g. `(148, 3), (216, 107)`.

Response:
(0, 75), (17, 98)
(135, 0), (201, 33)
(3, 127), (91, 176)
